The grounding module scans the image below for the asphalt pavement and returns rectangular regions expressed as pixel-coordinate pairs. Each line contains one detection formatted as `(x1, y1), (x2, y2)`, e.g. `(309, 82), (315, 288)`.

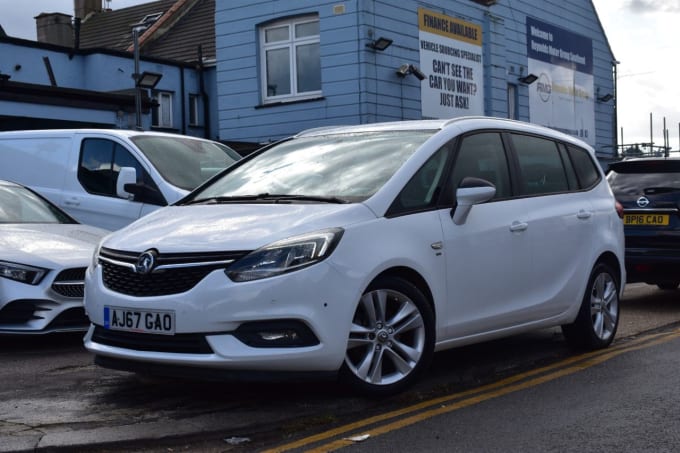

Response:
(1, 283), (678, 452)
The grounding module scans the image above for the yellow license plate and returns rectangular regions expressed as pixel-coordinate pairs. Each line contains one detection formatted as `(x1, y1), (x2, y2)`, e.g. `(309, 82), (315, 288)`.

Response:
(623, 214), (669, 226)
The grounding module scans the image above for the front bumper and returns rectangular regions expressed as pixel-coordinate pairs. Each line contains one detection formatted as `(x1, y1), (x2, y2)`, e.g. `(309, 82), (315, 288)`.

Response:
(83, 260), (361, 372)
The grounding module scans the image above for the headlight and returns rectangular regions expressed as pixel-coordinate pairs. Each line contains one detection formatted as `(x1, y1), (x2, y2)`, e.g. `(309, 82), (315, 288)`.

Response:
(226, 228), (344, 282)
(0, 260), (48, 285)
(91, 242), (102, 270)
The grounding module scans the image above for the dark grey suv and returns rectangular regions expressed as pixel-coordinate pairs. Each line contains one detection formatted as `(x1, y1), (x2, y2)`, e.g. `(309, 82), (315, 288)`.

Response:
(607, 157), (680, 290)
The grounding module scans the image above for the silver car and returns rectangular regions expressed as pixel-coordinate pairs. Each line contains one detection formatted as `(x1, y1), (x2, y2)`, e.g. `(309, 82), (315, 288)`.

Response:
(0, 180), (108, 334)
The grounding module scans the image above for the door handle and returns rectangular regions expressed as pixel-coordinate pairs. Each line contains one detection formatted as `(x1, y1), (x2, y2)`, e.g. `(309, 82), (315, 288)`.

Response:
(577, 209), (592, 220)
(63, 198), (81, 207)
(509, 221), (528, 232)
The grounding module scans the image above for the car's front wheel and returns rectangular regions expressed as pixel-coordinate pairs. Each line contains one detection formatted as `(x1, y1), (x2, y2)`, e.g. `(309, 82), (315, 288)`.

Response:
(562, 262), (620, 350)
(340, 275), (435, 396)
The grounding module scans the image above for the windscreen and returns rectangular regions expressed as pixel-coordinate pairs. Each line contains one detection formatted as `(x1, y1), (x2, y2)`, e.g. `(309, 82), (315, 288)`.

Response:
(608, 161), (680, 195)
(0, 185), (75, 224)
(131, 136), (241, 190)
(191, 131), (434, 202)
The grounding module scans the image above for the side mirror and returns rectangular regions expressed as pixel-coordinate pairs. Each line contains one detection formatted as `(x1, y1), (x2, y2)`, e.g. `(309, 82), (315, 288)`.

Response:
(452, 177), (496, 225)
(116, 167), (137, 199)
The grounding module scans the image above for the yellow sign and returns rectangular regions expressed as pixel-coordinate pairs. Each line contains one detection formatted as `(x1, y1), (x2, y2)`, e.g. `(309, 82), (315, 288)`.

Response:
(418, 8), (482, 46)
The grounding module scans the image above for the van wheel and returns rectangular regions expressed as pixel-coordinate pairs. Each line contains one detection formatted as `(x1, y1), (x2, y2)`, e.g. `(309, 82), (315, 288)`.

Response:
(562, 262), (619, 350)
(340, 276), (434, 396)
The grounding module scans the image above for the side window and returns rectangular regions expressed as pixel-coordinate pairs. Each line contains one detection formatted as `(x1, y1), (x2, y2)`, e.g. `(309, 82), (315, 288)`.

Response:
(512, 134), (569, 196)
(79, 139), (159, 201)
(567, 145), (601, 189)
(79, 139), (115, 195)
(389, 145), (450, 214)
(449, 133), (511, 200)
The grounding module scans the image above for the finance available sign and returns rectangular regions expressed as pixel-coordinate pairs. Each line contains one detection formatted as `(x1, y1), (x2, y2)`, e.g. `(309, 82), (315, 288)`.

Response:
(418, 8), (484, 118)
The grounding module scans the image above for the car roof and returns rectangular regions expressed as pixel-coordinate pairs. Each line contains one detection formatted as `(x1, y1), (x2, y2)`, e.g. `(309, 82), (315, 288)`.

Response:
(294, 116), (590, 148)
(0, 129), (215, 140)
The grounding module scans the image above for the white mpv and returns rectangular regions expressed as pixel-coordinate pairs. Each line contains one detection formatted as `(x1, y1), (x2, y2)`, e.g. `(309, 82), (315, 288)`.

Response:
(84, 117), (625, 395)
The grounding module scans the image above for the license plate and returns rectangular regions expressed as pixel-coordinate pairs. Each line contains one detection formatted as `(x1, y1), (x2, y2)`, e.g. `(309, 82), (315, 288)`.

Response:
(104, 306), (175, 335)
(623, 214), (669, 226)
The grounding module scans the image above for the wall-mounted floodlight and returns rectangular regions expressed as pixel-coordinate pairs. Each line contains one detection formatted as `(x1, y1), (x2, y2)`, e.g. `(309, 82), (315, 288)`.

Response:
(366, 37), (393, 51)
(135, 71), (162, 89)
(396, 64), (426, 81)
(518, 73), (538, 85)
(597, 93), (614, 102)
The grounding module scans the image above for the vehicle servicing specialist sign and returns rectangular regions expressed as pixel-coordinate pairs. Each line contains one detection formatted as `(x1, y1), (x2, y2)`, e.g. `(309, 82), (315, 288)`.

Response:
(418, 8), (484, 119)
(526, 17), (595, 146)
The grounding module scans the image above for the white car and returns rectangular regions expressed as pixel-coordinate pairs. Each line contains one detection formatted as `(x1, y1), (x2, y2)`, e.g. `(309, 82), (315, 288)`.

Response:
(0, 180), (108, 334)
(84, 117), (625, 395)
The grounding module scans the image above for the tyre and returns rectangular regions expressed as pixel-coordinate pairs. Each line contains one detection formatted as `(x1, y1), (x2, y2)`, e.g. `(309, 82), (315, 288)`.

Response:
(340, 275), (435, 396)
(562, 262), (620, 350)
(656, 281), (679, 291)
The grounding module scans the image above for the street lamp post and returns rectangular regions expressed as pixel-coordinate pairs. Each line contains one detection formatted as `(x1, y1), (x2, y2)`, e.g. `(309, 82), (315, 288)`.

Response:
(132, 25), (162, 131)
(133, 25), (143, 130)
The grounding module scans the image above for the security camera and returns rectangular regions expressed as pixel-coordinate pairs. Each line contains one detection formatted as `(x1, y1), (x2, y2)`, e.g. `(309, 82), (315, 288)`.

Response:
(396, 64), (410, 77)
(409, 64), (426, 81)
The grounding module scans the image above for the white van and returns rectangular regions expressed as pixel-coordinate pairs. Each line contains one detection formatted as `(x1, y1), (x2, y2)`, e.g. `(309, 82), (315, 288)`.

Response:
(0, 129), (241, 230)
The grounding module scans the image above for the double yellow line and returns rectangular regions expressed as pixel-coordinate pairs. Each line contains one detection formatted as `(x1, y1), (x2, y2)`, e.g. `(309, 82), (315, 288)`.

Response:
(265, 327), (680, 453)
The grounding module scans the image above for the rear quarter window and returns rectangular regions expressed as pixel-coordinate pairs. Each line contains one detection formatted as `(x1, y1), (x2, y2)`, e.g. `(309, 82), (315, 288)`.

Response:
(567, 145), (601, 189)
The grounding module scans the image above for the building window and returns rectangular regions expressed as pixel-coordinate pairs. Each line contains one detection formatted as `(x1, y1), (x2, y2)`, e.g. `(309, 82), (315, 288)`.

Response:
(152, 91), (173, 128)
(189, 94), (200, 126)
(260, 15), (321, 103)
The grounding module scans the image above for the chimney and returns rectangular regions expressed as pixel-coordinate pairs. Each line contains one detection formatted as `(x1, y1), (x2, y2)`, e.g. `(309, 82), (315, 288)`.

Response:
(75, 0), (103, 19)
(36, 13), (74, 46)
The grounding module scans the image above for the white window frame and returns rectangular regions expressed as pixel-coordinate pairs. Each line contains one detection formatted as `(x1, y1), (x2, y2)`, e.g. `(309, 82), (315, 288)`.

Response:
(259, 15), (321, 104)
(152, 91), (173, 128)
(189, 94), (200, 126)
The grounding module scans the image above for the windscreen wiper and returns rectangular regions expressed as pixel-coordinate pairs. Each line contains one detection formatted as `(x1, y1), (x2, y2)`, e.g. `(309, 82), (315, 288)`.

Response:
(184, 193), (348, 205)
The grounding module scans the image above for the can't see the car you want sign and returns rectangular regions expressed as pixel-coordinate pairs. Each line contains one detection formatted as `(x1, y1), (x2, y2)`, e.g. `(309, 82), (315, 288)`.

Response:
(418, 7), (484, 119)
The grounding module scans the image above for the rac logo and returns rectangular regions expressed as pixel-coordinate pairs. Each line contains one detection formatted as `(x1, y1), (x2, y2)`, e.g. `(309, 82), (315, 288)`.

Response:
(536, 73), (552, 102)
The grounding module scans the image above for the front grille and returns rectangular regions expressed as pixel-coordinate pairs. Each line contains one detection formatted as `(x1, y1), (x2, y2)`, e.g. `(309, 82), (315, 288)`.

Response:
(99, 248), (250, 297)
(52, 268), (86, 298)
(91, 325), (214, 354)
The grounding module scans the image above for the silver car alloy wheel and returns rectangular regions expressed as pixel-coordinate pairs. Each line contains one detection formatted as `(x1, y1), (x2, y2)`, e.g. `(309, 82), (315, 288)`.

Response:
(590, 271), (619, 341)
(345, 288), (426, 386)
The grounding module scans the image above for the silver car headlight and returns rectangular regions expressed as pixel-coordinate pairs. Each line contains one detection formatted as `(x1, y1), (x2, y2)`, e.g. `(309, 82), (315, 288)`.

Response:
(91, 242), (102, 270)
(0, 260), (48, 285)
(226, 228), (344, 282)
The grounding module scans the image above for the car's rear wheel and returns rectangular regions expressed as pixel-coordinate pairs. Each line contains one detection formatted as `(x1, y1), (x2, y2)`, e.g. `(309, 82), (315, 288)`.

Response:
(562, 262), (620, 350)
(656, 281), (679, 291)
(340, 275), (434, 396)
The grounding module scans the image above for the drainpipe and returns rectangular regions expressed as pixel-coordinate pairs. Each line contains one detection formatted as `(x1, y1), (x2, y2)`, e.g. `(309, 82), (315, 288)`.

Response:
(198, 45), (210, 139)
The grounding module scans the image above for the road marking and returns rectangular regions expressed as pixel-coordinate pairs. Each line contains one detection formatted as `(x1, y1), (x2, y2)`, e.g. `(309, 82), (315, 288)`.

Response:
(264, 328), (680, 453)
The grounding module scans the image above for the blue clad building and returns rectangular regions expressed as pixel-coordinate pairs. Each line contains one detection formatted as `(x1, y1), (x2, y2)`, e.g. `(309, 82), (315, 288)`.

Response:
(215, 0), (616, 159)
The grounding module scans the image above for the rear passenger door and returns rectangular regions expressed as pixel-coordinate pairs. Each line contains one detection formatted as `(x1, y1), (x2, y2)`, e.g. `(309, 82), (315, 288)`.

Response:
(510, 133), (594, 315)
